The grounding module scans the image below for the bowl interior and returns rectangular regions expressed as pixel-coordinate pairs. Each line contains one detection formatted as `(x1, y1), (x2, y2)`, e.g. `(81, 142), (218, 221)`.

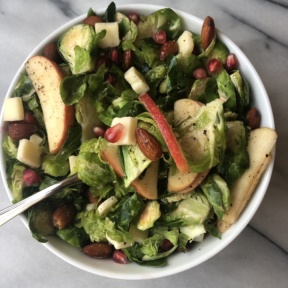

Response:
(0, 4), (275, 280)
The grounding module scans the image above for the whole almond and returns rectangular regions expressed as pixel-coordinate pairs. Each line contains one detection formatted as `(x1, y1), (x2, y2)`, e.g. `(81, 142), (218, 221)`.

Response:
(246, 107), (261, 130)
(159, 41), (178, 61)
(52, 203), (76, 229)
(82, 15), (103, 26)
(201, 16), (215, 50)
(82, 243), (113, 258)
(135, 128), (163, 161)
(8, 122), (37, 140)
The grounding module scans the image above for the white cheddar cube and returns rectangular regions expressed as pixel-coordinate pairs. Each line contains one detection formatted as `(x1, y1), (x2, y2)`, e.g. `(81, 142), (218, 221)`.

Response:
(177, 30), (194, 56)
(95, 22), (120, 48)
(69, 155), (78, 175)
(3, 98), (25, 121)
(124, 67), (149, 94)
(29, 134), (43, 146)
(111, 117), (138, 145)
(17, 139), (41, 168)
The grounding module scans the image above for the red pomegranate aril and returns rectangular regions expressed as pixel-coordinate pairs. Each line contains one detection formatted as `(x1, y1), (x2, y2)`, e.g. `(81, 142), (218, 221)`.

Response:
(92, 126), (105, 138)
(104, 123), (125, 143)
(207, 58), (223, 74)
(225, 53), (239, 71)
(109, 48), (122, 65)
(193, 67), (207, 79)
(23, 169), (41, 186)
(153, 30), (167, 44)
(95, 55), (111, 71)
(128, 12), (140, 25)
(113, 250), (128, 264)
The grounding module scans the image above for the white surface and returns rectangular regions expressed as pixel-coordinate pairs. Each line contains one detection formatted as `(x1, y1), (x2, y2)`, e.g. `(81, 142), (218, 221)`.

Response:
(0, 0), (287, 286)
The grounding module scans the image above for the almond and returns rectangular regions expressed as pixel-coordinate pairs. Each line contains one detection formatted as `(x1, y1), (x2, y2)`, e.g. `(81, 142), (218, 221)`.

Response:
(8, 122), (37, 140)
(159, 41), (178, 61)
(52, 203), (76, 229)
(201, 16), (215, 50)
(82, 15), (103, 26)
(246, 108), (261, 130)
(82, 243), (113, 258)
(135, 128), (163, 161)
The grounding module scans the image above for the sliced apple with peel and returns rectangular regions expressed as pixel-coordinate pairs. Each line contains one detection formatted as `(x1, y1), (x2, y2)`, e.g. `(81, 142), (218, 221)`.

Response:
(102, 145), (158, 199)
(25, 55), (74, 154)
(168, 167), (209, 193)
(139, 93), (190, 173)
(174, 98), (203, 126)
(217, 127), (277, 233)
(174, 170), (209, 194)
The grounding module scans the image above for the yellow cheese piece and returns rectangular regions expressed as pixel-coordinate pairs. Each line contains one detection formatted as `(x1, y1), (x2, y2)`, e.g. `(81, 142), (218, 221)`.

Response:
(124, 67), (149, 94)
(3, 98), (25, 121)
(111, 117), (138, 145)
(95, 22), (120, 48)
(17, 139), (41, 168)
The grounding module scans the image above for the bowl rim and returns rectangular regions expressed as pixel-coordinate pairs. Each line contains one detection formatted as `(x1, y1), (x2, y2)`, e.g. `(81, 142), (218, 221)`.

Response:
(0, 3), (275, 280)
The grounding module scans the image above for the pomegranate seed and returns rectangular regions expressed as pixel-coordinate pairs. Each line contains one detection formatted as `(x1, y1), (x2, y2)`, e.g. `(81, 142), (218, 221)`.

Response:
(193, 67), (207, 79)
(128, 12), (140, 25)
(24, 110), (37, 124)
(153, 30), (167, 44)
(225, 53), (239, 71)
(207, 58), (223, 74)
(92, 126), (105, 138)
(109, 48), (122, 65)
(113, 250), (128, 264)
(104, 123), (125, 143)
(95, 55), (111, 71)
(23, 169), (41, 186)
(159, 239), (174, 252)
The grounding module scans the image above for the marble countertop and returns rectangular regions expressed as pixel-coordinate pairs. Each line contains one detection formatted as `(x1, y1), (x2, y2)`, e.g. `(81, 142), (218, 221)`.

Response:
(0, 0), (287, 287)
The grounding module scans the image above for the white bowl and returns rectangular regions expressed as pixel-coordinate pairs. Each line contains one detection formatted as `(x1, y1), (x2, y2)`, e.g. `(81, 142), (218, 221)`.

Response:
(0, 4), (275, 280)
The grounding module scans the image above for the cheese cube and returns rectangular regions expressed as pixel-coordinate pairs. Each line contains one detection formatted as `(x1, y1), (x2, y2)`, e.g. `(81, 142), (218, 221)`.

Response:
(17, 139), (41, 168)
(3, 98), (25, 121)
(177, 30), (194, 56)
(124, 67), (149, 94)
(111, 117), (138, 145)
(29, 134), (43, 146)
(95, 22), (120, 48)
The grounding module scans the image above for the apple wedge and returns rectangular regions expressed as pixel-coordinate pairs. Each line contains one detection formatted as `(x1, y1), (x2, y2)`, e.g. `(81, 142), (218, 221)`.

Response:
(102, 145), (159, 199)
(139, 93), (190, 173)
(25, 55), (74, 154)
(168, 169), (209, 193)
(174, 98), (202, 126)
(217, 127), (277, 233)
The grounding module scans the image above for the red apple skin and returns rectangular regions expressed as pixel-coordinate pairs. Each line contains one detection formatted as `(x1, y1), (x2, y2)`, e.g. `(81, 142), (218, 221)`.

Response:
(138, 93), (190, 173)
(102, 146), (158, 199)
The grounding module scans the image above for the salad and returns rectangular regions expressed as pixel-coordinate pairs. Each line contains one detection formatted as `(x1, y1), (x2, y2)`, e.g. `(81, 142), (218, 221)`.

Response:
(2, 2), (275, 267)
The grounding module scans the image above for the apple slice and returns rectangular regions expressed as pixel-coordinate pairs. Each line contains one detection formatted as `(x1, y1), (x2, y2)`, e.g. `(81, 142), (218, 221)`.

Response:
(138, 93), (190, 173)
(102, 145), (158, 199)
(25, 56), (74, 154)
